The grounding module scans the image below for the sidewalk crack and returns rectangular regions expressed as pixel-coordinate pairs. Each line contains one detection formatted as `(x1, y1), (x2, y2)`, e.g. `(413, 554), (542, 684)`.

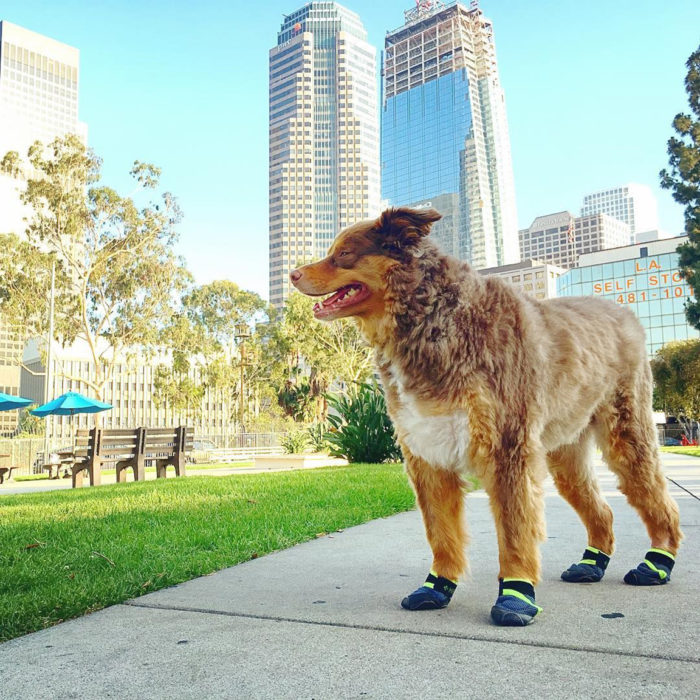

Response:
(123, 601), (699, 664)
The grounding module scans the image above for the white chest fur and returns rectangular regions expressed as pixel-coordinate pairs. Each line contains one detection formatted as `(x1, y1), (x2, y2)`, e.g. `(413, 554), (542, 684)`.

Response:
(386, 366), (470, 472)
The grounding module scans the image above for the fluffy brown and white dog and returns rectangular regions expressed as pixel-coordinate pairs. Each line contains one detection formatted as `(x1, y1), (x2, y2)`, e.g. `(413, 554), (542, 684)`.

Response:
(290, 207), (682, 626)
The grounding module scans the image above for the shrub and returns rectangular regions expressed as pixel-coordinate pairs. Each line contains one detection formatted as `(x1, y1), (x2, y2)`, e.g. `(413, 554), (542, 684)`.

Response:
(307, 421), (331, 452)
(280, 430), (310, 454)
(324, 382), (402, 463)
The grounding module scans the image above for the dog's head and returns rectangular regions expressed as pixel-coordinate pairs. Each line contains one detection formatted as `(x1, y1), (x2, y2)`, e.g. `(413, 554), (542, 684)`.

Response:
(290, 207), (442, 321)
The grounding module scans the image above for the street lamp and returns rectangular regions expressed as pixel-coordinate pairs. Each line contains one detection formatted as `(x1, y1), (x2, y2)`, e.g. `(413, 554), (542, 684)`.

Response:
(234, 322), (251, 433)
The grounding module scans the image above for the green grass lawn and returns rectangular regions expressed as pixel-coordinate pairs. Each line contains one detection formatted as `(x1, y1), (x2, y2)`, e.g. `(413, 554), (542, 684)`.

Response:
(0, 463), (415, 642)
(660, 446), (700, 458)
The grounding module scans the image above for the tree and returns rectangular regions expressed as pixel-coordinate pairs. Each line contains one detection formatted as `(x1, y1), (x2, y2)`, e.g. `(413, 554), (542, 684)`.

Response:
(660, 44), (700, 328)
(651, 339), (700, 434)
(276, 292), (374, 421)
(154, 281), (272, 428)
(0, 134), (189, 402)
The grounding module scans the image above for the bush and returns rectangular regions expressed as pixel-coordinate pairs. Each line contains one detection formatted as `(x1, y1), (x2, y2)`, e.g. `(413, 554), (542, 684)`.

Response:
(324, 382), (402, 463)
(280, 430), (310, 454)
(307, 422), (331, 452)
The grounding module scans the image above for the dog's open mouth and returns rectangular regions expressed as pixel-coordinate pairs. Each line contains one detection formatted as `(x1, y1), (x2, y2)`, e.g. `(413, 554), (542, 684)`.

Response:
(313, 283), (370, 318)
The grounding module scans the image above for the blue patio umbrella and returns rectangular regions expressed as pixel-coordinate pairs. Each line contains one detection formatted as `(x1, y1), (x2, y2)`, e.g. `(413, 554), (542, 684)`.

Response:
(31, 391), (112, 417)
(0, 391), (34, 412)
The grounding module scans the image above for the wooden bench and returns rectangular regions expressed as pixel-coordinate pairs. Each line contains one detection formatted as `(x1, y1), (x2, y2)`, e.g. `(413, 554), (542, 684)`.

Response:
(0, 465), (19, 484)
(70, 426), (192, 488)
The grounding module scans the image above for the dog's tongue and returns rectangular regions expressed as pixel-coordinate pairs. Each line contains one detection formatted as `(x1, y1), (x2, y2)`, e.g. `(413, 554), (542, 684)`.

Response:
(323, 287), (350, 307)
(313, 285), (356, 314)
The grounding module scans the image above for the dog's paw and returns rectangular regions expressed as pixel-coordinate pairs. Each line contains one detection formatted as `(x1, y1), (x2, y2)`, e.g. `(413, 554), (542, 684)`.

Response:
(624, 549), (675, 586)
(561, 562), (606, 583)
(623, 561), (670, 586)
(401, 586), (450, 611)
(561, 546), (609, 583)
(490, 595), (541, 626)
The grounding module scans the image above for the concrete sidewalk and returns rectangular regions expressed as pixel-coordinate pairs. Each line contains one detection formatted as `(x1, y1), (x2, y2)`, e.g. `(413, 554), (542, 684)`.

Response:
(1, 454), (698, 698)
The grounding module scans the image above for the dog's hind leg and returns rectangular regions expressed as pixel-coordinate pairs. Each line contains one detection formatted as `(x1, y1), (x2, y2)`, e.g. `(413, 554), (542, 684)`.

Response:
(594, 371), (683, 585)
(547, 429), (615, 583)
(401, 452), (468, 611)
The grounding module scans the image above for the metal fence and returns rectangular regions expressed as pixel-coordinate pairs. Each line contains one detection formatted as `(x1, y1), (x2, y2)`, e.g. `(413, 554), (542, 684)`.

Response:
(196, 433), (286, 449)
(0, 432), (289, 477)
(0, 437), (66, 477)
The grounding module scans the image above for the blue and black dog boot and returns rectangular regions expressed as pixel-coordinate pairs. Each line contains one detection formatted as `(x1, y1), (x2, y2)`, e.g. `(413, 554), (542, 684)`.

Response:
(624, 548), (675, 585)
(561, 546), (611, 583)
(490, 578), (542, 627)
(401, 570), (457, 610)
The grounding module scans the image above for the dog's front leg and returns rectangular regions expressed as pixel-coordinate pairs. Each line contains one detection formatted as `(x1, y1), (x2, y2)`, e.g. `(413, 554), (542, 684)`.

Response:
(401, 450), (468, 611)
(479, 443), (547, 627)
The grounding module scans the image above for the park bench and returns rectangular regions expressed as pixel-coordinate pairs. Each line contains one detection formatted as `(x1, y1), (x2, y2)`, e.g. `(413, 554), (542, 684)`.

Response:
(70, 426), (192, 488)
(0, 465), (19, 484)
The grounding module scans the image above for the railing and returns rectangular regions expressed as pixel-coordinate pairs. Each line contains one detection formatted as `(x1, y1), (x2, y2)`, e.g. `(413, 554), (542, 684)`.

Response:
(0, 437), (69, 477)
(189, 433), (288, 464)
(196, 433), (286, 449)
(0, 432), (291, 477)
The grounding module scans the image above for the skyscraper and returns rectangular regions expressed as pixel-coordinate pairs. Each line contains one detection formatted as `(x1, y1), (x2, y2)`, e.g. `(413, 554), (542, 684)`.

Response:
(518, 211), (630, 270)
(0, 20), (86, 435)
(581, 184), (659, 239)
(382, 0), (518, 268)
(268, 2), (380, 308)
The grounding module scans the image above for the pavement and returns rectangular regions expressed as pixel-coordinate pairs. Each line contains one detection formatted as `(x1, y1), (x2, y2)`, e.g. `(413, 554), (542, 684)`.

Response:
(0, 452), (699, 699)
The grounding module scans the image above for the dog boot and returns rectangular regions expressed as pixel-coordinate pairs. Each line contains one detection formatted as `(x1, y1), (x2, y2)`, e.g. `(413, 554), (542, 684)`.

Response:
(490, 578), (542, 627)
(561, 546), (610, 583)
(624, 548), (675, 586)
(401, 570), (457, 611)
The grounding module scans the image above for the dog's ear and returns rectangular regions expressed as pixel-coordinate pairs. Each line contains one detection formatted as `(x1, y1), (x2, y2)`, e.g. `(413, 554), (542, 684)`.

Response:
(375, 207), (442, 254)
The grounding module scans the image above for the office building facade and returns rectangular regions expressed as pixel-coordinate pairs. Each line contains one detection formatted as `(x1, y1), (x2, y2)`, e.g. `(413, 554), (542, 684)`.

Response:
(519, 211), (630, 270)
(479, 259), (566, 300)
(557, 237), (698, 356)
(381, 1), (518, 268)
(581, 183), (659, 239)
(268, 2), (380, 308)
(0, 21), (86, 435)
(20, 339), (248, 441)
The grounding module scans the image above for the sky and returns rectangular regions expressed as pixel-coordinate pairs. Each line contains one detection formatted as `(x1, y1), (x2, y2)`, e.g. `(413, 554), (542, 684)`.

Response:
(2, 0), (699, 301)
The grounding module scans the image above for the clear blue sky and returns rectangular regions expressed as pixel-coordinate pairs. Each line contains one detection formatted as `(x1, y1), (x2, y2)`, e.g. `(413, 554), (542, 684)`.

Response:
(3, 0), (699, 301)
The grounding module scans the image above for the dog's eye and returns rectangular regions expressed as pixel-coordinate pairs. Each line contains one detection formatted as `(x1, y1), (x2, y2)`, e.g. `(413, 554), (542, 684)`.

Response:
(338, 251), (350, 257)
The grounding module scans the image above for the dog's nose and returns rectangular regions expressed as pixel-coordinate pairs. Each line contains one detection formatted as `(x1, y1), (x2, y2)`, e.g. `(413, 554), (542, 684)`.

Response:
(290, 269), (302, 283)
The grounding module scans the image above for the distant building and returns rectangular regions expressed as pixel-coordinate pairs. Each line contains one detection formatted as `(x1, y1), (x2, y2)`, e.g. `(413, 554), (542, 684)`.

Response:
(635, 228), (674, 244)
(479, 259), (566, 300)
(0, 20), (87, 236)
(20, 339), (243, 441)
(268, 2), (380, 308)
(518, 211), (630, 270)
(580, 184), (658, 239)
(557, 237), (699, 356)
(381, 1), (518, 268)
(0, 20), (87, 435)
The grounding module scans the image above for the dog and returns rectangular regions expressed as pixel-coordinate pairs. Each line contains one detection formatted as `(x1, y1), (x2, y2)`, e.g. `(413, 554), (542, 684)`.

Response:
(290, 207), (682, 626)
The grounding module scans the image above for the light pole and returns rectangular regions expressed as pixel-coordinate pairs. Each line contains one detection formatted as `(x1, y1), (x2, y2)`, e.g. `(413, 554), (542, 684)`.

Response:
(234, 322), (251, 433)
(42, 260), (56, 462)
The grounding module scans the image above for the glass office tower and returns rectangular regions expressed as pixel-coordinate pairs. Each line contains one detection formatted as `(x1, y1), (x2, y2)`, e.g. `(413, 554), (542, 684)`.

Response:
(269, 2), (380, 308)
(382, 1), (518, 267)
